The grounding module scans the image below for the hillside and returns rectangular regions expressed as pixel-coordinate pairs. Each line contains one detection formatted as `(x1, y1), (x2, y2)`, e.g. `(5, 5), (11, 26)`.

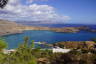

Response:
(0, 19), (23, 36)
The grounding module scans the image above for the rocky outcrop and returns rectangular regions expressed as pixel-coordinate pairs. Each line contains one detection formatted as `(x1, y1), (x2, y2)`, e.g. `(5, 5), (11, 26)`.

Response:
(53, 41), (96, 49)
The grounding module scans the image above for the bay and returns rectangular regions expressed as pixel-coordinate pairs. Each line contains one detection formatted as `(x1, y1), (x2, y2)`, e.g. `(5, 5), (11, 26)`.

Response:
(2, 30), (96, 49)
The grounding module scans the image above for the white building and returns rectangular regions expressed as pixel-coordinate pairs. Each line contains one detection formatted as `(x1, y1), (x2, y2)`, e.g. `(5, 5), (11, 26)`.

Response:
(52, 48), (71, 53)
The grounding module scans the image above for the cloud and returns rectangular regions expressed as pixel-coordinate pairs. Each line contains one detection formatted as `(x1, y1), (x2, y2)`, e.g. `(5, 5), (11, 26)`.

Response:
(0, 0), (70, 23)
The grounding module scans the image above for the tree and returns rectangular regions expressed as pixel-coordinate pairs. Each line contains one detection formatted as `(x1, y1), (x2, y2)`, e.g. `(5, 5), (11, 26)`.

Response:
(0, 39), (7, 51)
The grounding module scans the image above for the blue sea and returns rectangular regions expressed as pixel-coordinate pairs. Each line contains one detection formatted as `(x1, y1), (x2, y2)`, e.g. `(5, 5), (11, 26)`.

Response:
(1, 24), (96, 49)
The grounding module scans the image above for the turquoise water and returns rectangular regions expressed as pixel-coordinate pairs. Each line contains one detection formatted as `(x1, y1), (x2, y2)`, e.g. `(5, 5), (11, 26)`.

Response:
(2, 30), (96, 49)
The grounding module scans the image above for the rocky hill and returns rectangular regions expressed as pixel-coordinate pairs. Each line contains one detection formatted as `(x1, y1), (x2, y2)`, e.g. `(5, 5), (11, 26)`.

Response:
(0, 19), (23, 36)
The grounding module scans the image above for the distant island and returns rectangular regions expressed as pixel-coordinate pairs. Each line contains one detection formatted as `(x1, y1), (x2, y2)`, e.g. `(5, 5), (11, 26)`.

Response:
(0, 19), (96, 36)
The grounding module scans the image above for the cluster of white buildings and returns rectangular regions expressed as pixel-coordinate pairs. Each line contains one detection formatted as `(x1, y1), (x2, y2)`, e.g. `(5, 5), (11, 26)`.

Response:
(3, 47), (71, 54)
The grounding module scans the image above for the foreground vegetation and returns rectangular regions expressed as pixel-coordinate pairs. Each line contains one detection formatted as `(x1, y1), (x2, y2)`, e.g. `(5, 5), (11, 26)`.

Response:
(0, 37), (96, 64)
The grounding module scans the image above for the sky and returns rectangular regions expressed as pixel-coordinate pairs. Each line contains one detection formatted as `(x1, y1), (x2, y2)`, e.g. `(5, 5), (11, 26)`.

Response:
(0, 0), (96, 24)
